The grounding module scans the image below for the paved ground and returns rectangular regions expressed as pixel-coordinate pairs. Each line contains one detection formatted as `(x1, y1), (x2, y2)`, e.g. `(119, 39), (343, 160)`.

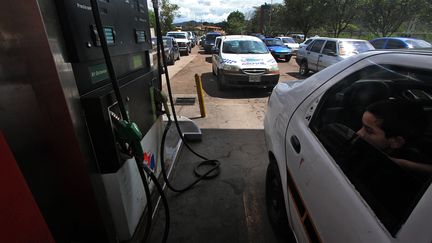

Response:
(149, 45), (302, 243)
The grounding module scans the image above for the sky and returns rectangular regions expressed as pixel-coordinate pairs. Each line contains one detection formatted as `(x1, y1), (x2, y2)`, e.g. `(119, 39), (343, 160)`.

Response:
(148, 0), (284, 23)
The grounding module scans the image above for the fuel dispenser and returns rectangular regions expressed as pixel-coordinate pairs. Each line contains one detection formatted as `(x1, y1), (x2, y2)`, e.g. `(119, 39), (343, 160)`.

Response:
(0, 0), (167, 241)
(56, 0), (167, 240)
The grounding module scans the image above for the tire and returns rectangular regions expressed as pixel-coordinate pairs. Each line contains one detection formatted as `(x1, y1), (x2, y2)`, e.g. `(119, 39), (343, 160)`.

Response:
(188, 45), (192, 53)
(266, 161), (290, 235)
(176, 53), (180, 60)
(299, 61), (309, 76)
(285, 56), (291, 62)
(185, 50), (189, 56)
(216, 71), (227, 91)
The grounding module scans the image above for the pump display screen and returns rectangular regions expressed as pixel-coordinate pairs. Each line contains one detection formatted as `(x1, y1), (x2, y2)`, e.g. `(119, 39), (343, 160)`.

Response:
(104, 27), (115, 45)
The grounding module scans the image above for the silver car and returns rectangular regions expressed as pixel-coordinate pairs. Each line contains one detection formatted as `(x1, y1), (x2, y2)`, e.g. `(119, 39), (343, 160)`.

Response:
(296, 37), (374, 76)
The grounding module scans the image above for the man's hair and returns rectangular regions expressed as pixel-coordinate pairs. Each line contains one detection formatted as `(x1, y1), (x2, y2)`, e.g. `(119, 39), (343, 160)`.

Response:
(366, 99), (428, 142)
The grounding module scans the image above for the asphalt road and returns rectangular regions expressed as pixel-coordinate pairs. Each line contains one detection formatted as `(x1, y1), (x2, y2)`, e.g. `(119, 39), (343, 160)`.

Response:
(149, 45), (302, 243)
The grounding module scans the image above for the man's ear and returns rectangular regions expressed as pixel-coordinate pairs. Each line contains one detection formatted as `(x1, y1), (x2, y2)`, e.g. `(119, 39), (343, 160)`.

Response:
(389, 136), (405, 149)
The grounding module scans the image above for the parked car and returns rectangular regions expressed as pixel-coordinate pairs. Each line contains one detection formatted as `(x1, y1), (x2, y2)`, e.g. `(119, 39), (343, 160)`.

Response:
(263, 38), (293, 62)
(290, 34), (305, 43)
(166, 31), (191, 56)
(151, 37), (180, 65)
(211, 35), (279, 90)
(298, 37), (318, 50)
(187, 31), (196, 47)
(370, 37), (432, 49)
(250, 33), (266, 41)
(265, 49), (432, 243)
(275, 36), (300, 55)
(203, 32), (222, 54)
(296, 37), (374, 76)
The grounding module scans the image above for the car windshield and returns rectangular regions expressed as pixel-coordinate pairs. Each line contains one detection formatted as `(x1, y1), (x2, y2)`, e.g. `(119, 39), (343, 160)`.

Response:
(339, 41), (374, 55)
(162, 38), (171, 47)
(265, 39), (284, 46)
(222, 40), (269, 54)
(281, 37), (296, 44)
(167, 33), (186, 39)
(405, 39), (432, 48)
(206, 34), (220, 41)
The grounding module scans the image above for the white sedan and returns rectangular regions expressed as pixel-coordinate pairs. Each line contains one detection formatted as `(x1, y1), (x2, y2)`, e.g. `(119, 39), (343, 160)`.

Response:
(264, 50), (432, 243)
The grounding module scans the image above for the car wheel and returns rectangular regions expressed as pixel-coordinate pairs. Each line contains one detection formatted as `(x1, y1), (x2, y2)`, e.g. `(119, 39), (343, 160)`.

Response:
(188, 46), (192, 53)
(266, 161), (291, 236)
(216, 70), (227, 91)
(285, 56), (291, 62)
(299, 61), (309, 76)
(185, 50), (189, 56)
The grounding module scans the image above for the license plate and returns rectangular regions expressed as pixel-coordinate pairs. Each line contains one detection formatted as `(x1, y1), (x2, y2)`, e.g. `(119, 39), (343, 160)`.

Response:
(249, 75), (261, 82)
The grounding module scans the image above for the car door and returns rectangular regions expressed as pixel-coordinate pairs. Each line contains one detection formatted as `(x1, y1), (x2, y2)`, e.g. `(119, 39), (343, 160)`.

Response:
(306, 40), (325, 71)
(212, 37), (223, 73)
(283, 53), (432, 243)
(318, 40), (338, 71)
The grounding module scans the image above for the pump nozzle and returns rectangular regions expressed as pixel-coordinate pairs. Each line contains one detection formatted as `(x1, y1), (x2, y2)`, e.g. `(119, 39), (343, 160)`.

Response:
(154, 89), (171, 117)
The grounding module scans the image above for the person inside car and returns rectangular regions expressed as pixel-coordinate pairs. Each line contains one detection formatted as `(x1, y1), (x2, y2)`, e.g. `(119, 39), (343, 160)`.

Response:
(356, 99), (432, 175)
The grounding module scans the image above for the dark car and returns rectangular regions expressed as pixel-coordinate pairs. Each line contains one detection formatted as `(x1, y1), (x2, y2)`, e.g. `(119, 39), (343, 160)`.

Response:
(370, 37), (431, 49)
(263, 38), (292, 62)
(203, 32), (222, 54)
(151, 36), (180, 65)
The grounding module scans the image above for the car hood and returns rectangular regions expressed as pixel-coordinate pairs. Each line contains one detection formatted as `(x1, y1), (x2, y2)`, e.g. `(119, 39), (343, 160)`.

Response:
(175, 39), (189, 43)
(285, 43), (299, 49)
(220, 53), (277, 68)
(267, 45), (292, 53)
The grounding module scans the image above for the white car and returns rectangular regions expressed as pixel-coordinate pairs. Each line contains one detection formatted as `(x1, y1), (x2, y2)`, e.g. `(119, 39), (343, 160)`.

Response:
(275, 36), (300, 54)
(211, 35), (280, 90)
(166, 31), (191, 56)
(296, 37), (374, 76)
(264, 50), (432, 243)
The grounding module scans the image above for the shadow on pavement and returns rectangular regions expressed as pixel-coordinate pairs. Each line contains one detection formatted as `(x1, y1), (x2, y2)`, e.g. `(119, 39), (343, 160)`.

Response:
(149, 128), (290, 243)
(200, 73), (271, 99)
(198, 50), (210, 55)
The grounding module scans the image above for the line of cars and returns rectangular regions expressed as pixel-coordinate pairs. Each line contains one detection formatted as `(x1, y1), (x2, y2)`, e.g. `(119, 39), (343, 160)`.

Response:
(296, 36), (432, 76)
(151, 30), (199, 66)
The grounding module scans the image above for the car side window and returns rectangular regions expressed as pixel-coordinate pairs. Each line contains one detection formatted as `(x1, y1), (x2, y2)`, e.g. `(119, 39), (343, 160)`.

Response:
(310, 40), (325, 53)
(309, 64), (432, 236)
(370, 39), (386, 49)
(215, 39), (222, 50)
(386, 39), (406, 49)
(306, 40), (315, 51)
(322, 41), (337, 55)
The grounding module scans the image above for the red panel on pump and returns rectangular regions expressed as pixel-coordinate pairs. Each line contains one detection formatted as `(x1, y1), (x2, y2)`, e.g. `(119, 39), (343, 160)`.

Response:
(0, 131), (55, 243)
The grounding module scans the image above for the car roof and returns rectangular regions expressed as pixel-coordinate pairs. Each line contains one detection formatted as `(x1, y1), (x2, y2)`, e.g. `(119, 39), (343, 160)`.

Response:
(220, 35), (262, 41)
(206, 32), (221, 35)
(167, 31), (187, 34)
(312, 37), (369, 42)
(263, 38), (280, 40)
(370, 37), (424, 41)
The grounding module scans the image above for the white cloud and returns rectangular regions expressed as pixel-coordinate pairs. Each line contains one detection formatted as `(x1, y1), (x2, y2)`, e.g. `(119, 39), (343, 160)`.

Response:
(148, 0), (283, 23)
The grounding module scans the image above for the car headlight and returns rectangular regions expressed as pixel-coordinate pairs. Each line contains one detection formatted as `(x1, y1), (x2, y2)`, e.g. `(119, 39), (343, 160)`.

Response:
(222, 64), (240, 71)
(269, 64), (279, 73)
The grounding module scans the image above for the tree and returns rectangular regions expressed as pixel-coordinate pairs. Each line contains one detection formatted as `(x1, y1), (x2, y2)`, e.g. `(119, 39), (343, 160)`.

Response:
(148, 10), (156, 28)
(361, 0), (426, 37)
(159, 0), (180, 34)
(226, 11), (246, 34)
(326, 0), (360, 37)
(284, 0), (328, 38)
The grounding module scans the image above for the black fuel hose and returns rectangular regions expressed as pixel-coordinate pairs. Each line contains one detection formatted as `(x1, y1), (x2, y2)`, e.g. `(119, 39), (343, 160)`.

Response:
(152, 1), (220, 193)
(90, 1), (169, 242)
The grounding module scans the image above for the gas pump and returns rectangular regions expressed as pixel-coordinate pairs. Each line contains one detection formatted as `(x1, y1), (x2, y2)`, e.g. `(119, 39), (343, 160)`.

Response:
(56, 0), (168, 241)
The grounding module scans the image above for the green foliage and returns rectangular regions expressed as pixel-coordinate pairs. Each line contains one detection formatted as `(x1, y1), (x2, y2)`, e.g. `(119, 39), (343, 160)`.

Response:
(360, 0), (427, 37)
(159, 0), (180, 34)
(284, 0), (328, 38)
(226, 11), (246, 34)
(148, 10), (156, 28)
(326, 0), (360, 37)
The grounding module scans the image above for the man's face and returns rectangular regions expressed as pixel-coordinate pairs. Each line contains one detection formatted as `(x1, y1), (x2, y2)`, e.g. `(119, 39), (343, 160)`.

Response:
(357, 111), (390, 150)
